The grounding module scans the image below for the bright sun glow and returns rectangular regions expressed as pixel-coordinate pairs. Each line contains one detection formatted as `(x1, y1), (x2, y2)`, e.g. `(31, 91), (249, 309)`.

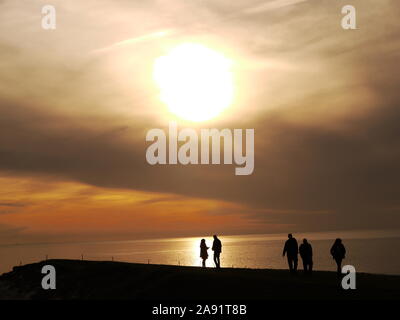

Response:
(153, 43), (234, 122)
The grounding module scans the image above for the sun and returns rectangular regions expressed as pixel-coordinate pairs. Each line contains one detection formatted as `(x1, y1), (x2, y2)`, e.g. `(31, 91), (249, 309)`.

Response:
(153, 43), (234, 122)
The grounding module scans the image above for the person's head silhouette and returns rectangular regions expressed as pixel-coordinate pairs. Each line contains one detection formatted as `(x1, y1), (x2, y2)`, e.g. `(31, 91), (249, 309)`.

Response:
(303, 238), (308, 244)
(213, 235), (218, 240)
(288, 233), (293, 239)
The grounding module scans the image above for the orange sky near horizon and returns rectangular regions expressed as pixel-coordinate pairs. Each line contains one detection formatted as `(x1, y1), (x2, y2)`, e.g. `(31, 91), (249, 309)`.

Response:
(0, 176), (274, 244)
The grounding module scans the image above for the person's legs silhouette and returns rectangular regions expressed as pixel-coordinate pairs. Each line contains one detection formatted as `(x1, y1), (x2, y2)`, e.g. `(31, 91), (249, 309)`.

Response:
(335, 257), (342, 275)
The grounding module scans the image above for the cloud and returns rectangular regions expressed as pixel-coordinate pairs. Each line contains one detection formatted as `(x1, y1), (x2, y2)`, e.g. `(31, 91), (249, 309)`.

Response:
(0, 0), (400, 236)
(90, 29), (175, 55)
(0, 223), (26, 239)
(243, 0), (308, 14)
(0, 202), (28, 208)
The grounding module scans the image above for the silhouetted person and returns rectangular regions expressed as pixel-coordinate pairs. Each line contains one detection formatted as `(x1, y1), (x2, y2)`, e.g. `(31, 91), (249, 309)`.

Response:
(330, 238), (346, 275)
(200, 239), (209, 268)
(282, 233), (298, 273)
(212, 235), (222, 268)
(299, 238), (313, 274)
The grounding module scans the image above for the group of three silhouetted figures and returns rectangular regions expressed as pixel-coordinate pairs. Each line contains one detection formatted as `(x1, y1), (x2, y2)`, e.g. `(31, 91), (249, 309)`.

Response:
(282, 234), (346, 274)
(200, 233), (346, 274)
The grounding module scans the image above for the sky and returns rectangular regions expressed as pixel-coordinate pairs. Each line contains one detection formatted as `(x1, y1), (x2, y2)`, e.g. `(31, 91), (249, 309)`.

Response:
(0, 0), (399, 244)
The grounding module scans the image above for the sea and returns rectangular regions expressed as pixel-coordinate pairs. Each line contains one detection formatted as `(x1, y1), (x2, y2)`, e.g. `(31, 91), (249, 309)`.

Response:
(0, 230), (399, 275)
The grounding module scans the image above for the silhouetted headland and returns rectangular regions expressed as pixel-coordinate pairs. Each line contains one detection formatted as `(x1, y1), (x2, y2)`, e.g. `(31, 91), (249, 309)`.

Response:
(0, 259), (398, 300)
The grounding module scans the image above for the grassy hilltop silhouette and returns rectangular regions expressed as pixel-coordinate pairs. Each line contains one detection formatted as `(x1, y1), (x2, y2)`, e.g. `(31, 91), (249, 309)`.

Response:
(0, 259), (399, 300)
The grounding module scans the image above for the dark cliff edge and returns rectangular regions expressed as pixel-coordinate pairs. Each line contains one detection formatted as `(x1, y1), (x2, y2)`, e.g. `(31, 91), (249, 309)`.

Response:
(0, 259), (398, 300)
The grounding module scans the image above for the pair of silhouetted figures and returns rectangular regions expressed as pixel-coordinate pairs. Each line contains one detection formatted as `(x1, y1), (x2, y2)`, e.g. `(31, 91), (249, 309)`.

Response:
(200, 235), (222, 268)
(282, 233), (346, 274)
